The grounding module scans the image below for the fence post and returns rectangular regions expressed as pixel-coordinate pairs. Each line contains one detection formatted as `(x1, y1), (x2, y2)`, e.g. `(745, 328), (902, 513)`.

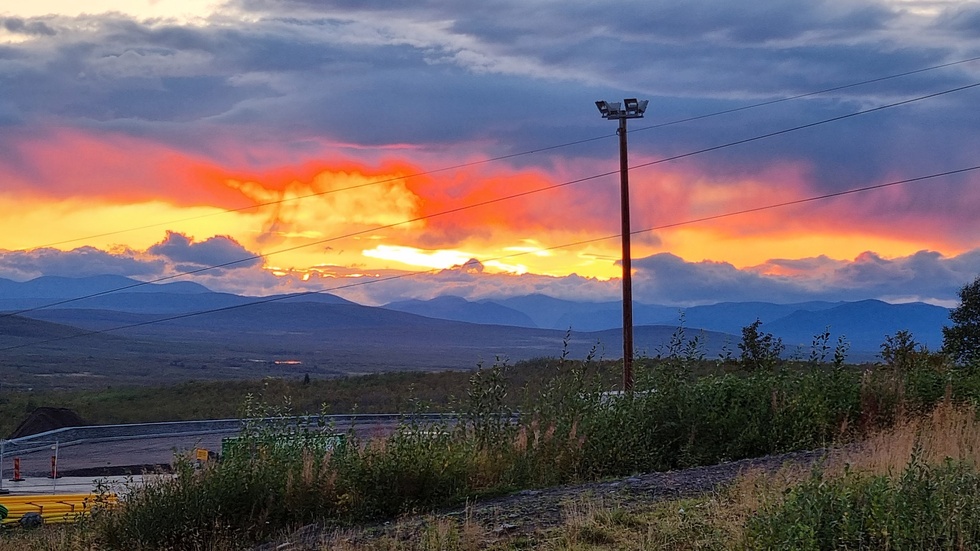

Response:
(0, 440), (7, 494)
(49, 440), (60, 496)
(11, 458), (24, 482)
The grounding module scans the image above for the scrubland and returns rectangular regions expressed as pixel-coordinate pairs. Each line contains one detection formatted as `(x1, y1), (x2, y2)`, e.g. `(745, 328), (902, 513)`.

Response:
(3, 329), (980, 550)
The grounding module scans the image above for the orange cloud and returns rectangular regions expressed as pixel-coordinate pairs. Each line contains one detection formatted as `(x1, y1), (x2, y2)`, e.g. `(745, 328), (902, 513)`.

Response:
(226, 165), (425, 247)
(1, 128), (241, 208)
(3, 127), (978, 286)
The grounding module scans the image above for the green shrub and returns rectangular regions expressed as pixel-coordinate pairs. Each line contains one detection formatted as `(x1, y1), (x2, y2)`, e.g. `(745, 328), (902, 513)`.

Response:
(745, 457), (980, 549)
(91, 330), (980, 549)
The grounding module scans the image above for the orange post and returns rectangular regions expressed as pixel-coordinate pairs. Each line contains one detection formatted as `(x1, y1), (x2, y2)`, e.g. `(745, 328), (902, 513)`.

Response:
(11, 458), (24, 482)
(48, 455), (59, 479)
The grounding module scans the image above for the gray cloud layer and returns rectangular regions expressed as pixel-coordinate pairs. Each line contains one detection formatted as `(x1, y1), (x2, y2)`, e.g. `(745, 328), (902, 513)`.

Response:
(2, 1), (979, 304)
(2, 238), (979, 307)
(147, 231), (262, 270)
(0, 233), (261, 282)
(631, 249), (980, 305)
(3, 1), (978, 168)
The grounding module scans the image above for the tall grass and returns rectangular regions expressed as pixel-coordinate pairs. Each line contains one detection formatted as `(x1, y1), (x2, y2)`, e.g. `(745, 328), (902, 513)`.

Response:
(744, 402), (980, 550)
(82, 330), (980, 550)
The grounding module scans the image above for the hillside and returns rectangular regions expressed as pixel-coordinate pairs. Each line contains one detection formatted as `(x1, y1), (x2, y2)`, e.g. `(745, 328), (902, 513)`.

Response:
(385, 294), (951, 356)
(0, 275), (957, 387)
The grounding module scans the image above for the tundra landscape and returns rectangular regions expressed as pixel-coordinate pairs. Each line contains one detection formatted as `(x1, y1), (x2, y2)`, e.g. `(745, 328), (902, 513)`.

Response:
(3, 0), (980, 549)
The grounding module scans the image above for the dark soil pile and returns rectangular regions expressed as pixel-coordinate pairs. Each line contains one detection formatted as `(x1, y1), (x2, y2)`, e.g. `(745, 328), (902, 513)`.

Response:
(7, 407), (87, 439)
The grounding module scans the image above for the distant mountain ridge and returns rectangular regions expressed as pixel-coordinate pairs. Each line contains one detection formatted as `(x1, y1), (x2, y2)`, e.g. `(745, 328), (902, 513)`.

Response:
(0, 275), (211, 298)
(0, 275), (353, 313)
(384, 295), (952, 356)
(0, 275), (954, 367)
(385, 296), (537, 327)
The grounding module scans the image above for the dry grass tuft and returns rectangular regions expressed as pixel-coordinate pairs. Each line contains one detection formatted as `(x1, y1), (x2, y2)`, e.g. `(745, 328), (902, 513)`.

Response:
(833, 397), (980, 477)
(319, 509), (485, 551)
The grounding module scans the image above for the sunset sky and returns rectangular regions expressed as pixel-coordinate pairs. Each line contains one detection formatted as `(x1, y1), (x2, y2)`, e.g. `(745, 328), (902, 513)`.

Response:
(2, 0), (980, 306)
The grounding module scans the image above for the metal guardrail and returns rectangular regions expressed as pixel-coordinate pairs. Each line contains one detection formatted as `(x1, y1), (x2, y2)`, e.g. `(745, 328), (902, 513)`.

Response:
(0, 412), (515, 489)
(1, 413), (464, 455)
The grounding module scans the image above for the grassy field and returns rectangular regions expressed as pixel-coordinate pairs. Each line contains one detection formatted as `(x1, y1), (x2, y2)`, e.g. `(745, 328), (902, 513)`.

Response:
(285, 402), (980, 550)
(0, 358), (621, 437)
(3, 327), (979, 550)
(3, 358), (980, 550)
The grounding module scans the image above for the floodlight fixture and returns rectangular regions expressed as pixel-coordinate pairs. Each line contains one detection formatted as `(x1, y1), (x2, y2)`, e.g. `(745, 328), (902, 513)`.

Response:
(594, 97), (649, 392)
(596, 98), (647, 120)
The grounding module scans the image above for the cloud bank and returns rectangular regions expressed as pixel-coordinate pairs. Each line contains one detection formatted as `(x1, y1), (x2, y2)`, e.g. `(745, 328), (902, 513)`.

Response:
(3, 239), (979, 308)
(0, 0), (978, 306)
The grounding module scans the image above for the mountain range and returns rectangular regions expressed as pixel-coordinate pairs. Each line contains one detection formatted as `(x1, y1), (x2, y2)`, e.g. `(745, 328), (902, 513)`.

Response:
(0, 275), (955, 387)
(385, 293), (951, 355)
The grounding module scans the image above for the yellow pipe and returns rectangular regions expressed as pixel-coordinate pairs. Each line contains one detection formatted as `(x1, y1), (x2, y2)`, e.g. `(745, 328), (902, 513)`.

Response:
(1, 493), (117, 526)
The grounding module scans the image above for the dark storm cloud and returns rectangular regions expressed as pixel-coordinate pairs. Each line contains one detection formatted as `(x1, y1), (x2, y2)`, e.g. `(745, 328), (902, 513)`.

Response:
(147, 231), (262, 269)
(232, 0), (979, 186)
(0, 246), (164, 279)
(632, 249), (980, 305)
(2, 17), (56, 36)
(937, 3), (980, 36)
(0, 11), (567, 152)
(631, 253), (805, 304)
(0, 17), (281, 124)
(3, 1), (976, 166)
(0, 233), (263, 283)
(441, 0), (895, 53)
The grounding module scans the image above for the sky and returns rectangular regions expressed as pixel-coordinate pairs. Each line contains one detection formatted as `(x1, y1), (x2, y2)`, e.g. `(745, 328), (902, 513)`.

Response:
(1, 0), (980, 307)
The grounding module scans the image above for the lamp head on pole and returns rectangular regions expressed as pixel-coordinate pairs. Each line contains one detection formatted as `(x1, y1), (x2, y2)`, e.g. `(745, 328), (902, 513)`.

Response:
(596, 98), (648, 120)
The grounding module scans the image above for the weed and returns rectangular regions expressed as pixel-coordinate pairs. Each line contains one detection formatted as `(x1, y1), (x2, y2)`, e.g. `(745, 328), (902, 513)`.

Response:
(26, 325), (980, 550)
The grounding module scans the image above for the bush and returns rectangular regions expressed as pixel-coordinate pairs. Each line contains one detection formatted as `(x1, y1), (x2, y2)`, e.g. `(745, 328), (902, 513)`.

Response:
(91, 332), (980, 549)
(944, 275), (980, 368)
(745, 457), (980, 549)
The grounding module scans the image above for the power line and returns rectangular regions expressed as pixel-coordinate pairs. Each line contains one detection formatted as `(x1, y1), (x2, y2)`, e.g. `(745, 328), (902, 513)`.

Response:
(27, 133), (613, 251)
(22, 55), (980, 251)
(630, 81), (980, 171)
(3, 164), (977, 353)
(3, 78), (978, 320)
(630, 54), (980, 134)
(500, 165), (980, 258)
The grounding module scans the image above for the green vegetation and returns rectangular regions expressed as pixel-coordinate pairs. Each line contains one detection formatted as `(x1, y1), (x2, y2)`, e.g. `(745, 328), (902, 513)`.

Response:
(0, 366), (611, 437)
(8, 310), (980, 549)
(944, 275), (980, 367)
(746, 458), (980, 549)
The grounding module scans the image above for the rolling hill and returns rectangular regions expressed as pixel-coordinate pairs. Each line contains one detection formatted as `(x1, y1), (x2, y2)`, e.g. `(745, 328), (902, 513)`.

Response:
(0, 275), (956, 387)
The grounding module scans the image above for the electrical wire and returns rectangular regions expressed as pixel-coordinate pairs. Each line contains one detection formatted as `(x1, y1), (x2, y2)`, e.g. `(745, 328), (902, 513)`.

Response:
(2, 163), (978, 353)
(629, 54), (980, 134)
(22, 56), (980, 251)
(3, 78), (978, 320)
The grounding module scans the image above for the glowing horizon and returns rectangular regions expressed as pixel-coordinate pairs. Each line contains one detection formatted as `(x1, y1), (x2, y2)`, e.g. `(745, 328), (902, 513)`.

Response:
(0, 129), (971, 285)
(2, 1), (979, 305)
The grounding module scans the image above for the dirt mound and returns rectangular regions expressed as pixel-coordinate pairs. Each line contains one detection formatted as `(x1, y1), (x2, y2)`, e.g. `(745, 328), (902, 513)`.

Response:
(8, 407), (87, 439)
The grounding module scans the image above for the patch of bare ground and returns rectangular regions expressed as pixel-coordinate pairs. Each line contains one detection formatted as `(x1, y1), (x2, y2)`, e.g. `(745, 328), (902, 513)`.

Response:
(255, 449), (830, 550)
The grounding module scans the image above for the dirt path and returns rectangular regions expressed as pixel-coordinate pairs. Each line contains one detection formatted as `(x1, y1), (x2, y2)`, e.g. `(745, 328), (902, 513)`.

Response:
(255, 448), (831, 550)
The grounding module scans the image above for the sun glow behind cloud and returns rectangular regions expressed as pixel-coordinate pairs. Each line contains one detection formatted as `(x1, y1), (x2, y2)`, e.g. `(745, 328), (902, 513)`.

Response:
(1, 130), (975, 288)
(363, 245), (472, 270)
(0, 194), (259, 253)
(1, 122), (979, 300)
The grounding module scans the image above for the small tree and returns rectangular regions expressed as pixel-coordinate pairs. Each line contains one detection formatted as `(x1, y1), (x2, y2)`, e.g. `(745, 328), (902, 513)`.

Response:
(738, 319), (784, 371)
(943, 276), (980, 368)
(880, 330), (922, 373)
